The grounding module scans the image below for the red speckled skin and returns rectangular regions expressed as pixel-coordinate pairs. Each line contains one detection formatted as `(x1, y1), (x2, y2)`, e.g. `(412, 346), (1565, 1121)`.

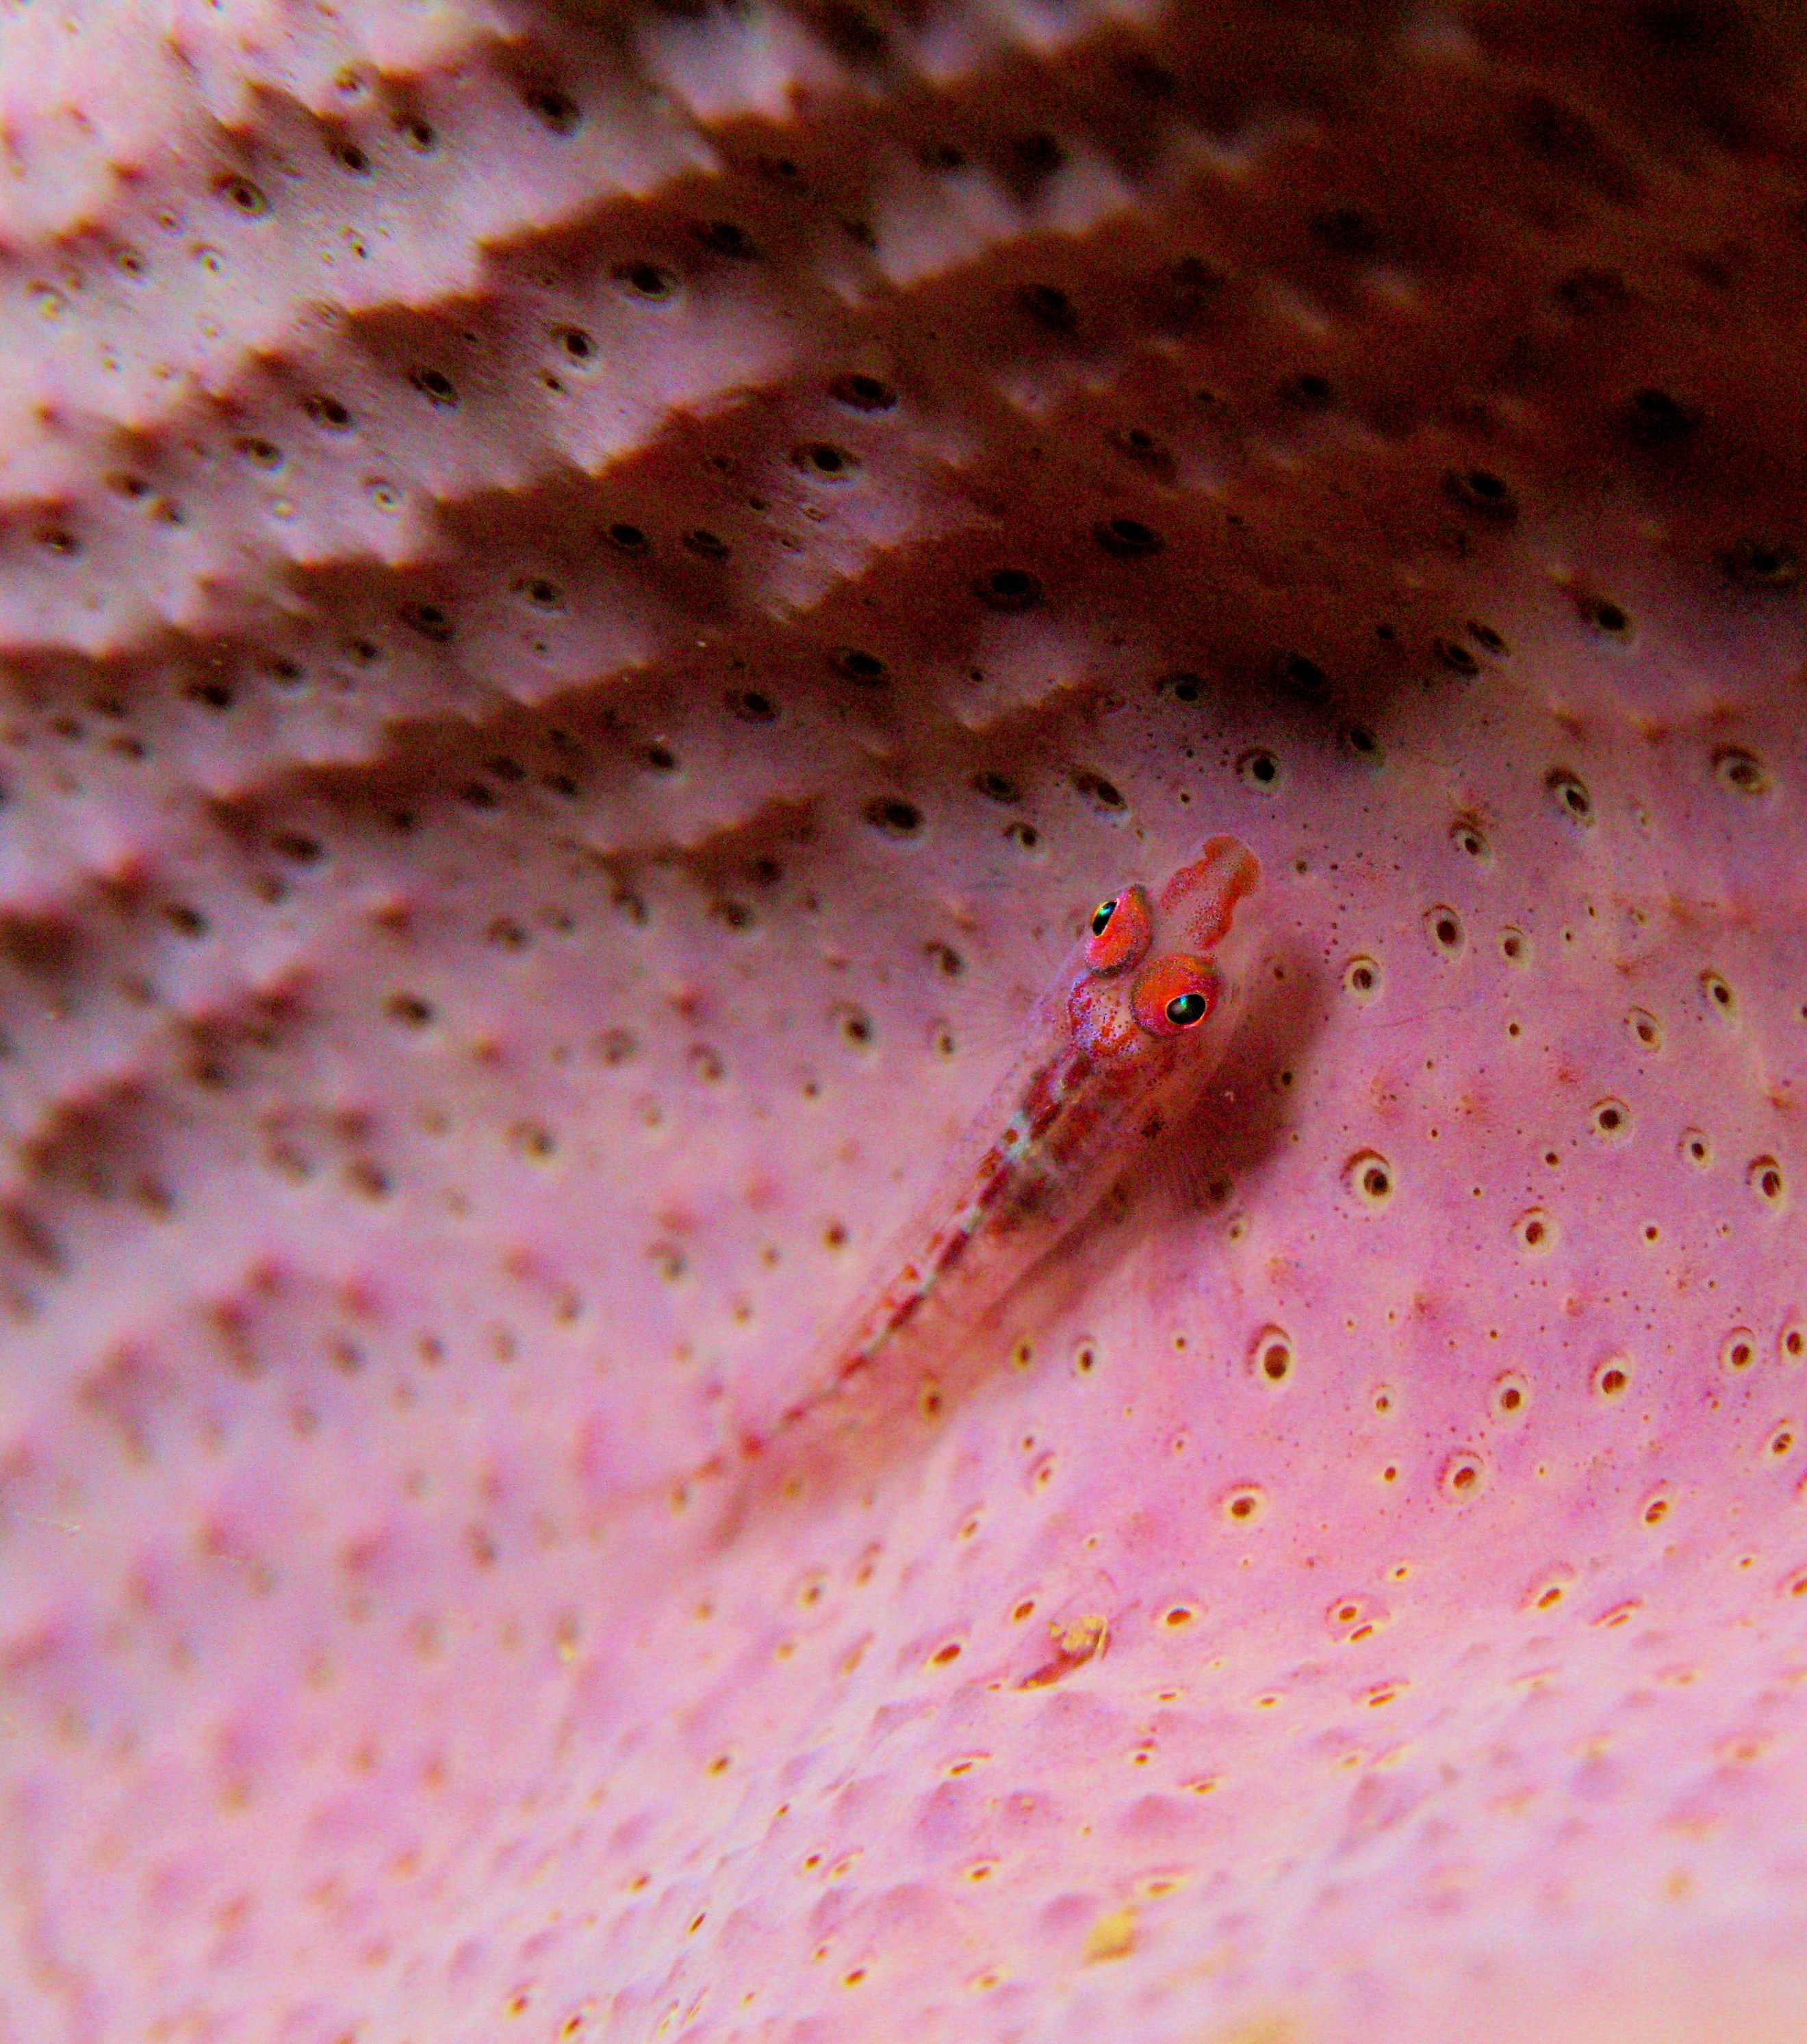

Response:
(766, 835), (1261, 1445)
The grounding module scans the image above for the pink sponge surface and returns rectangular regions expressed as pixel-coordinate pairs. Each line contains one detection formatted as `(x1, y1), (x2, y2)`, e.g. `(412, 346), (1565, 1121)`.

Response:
(2, 3), (1806, 2041)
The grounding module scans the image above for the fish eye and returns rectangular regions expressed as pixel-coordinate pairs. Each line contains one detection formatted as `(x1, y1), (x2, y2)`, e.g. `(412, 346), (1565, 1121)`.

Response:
(1131, 953), (1220, 1037)
(1083, 884), (1153, 974)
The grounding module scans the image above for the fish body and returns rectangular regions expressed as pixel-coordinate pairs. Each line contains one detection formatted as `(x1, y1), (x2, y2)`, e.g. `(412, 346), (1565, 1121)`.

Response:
(769, 832), (1263, 1444)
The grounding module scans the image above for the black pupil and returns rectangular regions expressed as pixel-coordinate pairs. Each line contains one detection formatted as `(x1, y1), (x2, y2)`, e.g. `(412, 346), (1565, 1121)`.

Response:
(1166, 990), (1207, 1027)
(1090, 898), (1116, 936)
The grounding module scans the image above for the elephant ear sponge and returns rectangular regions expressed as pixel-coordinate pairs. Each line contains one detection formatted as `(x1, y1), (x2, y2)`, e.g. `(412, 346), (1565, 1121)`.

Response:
(2, 3), (1807, 2042)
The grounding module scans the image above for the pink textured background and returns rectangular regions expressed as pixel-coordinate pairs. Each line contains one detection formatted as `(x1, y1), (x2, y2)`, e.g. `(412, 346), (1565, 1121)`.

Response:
(1, 3), (1805, 2039)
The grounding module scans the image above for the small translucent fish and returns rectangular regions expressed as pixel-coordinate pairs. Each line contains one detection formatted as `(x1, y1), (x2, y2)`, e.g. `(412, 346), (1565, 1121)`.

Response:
(795, 833), (1259, 1401)
(706, 833), (1264, 1486)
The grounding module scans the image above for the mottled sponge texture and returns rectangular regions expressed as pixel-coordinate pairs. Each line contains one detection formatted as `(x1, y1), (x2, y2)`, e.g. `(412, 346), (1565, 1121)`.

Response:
(3, 2), (1807, 2040)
